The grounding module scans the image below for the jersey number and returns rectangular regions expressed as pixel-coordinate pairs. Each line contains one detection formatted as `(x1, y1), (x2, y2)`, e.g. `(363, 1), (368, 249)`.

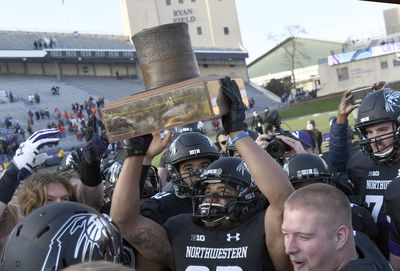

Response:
(186, 266), (242, 271)
(365, 195), (383, 223)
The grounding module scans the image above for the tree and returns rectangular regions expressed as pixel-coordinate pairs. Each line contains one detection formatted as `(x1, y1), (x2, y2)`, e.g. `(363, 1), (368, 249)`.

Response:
(268, 25), (310, 89)
(265, 77), (292, 98)
(265, 78), (285, 97)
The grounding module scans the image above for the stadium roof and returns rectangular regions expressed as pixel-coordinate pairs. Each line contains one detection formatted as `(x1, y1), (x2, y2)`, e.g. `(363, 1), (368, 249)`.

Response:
(248, 37), (344, 78)
(0, 30), (248, 61)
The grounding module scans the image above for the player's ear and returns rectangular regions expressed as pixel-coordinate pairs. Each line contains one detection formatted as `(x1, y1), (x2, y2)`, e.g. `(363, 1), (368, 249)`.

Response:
(335, 225), (349, 250)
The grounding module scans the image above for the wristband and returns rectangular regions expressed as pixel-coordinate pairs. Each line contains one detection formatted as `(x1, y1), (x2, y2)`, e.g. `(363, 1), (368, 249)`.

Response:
(231, 131), (249, 144)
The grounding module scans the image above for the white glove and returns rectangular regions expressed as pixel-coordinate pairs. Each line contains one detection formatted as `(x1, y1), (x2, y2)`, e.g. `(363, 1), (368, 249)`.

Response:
(13, 129), (60, 177)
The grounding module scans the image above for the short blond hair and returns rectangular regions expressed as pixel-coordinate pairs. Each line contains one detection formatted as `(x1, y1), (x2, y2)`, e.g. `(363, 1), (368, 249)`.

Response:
(63, 261), (132, 271)
(284, 183), (352, 230)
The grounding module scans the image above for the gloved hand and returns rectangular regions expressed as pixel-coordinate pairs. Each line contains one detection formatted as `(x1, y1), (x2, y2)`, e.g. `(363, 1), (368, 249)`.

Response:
(13, 128), (60, 180)
(123, 134), (153, 157)
(220, 76), (247, 134)
(83, 115), (109, 164)
(83, 132), (109, 164)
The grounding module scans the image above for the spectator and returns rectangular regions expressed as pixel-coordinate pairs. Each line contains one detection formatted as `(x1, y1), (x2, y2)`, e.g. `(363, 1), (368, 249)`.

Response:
(26, 119), (33, 135)
(251, 111), (263, 134)
(215, 130), (230, 155)
(34, 110), (40, 120)
(27, 109), (34, 122)
(17, 171), (76, 216)
(58, 147), (65, 160)
(34, 92), (40, 103)
(249, 96), (255, 111)
(212, 117), (220, 132)
(28, 94), (35, 104)
(306, 119), (322, 153)
(8, 92), (13, 103)
(282, 183), (392, 270)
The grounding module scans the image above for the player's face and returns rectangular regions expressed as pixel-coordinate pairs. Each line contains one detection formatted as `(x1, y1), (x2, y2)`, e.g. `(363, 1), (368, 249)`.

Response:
(217, 134), (230, 153)
(178, 157), (212, 186)
(282, 208), (338, 271)
(365, 121), (396, 155)
(46, 183), (70, 203)
(202, 182), (237, 205)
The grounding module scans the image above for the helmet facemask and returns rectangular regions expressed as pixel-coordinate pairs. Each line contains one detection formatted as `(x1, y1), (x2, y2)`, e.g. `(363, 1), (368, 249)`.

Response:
(142, 165), (162, 198)
(192, 179), (256, 226)
(170, 166), (206, 198)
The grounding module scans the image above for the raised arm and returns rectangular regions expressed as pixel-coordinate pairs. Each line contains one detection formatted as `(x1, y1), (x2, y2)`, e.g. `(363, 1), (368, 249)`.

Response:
(110, 134), (174, 269)
(77, 116), (109, 209)
(0, 128), (60, 214)
(221, 77), (294, 271)
(329, 90), (358, 173)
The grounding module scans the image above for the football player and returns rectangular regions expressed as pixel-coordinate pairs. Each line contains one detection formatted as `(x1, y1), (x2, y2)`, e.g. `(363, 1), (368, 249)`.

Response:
(384, 177), (400, 270)
(0, 201), (134, 270)
(110, 76), (294, 271)
(330, 88), (400, 256)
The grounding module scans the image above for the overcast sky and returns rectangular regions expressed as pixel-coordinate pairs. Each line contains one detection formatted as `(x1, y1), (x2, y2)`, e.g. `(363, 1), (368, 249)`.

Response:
(0, 0), (398, 62)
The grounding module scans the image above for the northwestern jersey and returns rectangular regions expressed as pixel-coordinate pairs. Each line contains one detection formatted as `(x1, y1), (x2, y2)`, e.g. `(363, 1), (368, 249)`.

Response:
(347, 151), (400, 225)
(384, 177), (400, 257)
(140, 191), (192, 224)
(340, 231), (392, 271)
(347, 150), (400, 255)
(164, 210), (276, 271)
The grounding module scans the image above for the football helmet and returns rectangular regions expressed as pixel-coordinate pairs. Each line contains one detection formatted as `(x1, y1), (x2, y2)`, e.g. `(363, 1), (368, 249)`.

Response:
(167, 132), (220, 198)
(192, 157), (258, 223)
(354, 88), (400, 163)
(58, 148), (82, 172)
(0, 201), (132, 270)
(284, 153), (333, 186)
(103, 161), (123, 201)
(142, 165), (162, 198)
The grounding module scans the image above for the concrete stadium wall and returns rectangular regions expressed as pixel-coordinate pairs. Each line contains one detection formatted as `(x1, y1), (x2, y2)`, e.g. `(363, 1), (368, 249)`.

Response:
(78, 64), (95, 76)
(26, 63), (43, 75)
(0, 63), (8, 74)
(7, 63), (25, 74)
(94, 64), (111, 76)
(60, 64), (78, 76)
(43, 63), (58, 75)
(111, 64), (128, 77)
(127, 64), (136, 77)
(199, 64), (248, 81)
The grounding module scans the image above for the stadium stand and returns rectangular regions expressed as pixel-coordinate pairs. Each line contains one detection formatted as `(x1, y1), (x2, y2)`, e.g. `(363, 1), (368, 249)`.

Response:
(0, 31), (132, 50)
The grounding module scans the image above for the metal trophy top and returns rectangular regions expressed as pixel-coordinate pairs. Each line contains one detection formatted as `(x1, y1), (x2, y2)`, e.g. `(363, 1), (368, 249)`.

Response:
(132, 22), (200, 90)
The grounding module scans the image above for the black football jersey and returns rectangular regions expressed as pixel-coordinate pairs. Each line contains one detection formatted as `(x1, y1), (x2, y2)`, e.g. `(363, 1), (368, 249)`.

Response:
(164, 210), (276, 271)
(384, 178), (400, 256)
(340, 231), (392, 271)
(140, 191), (192, 224)
(347, 151), (400, 227)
